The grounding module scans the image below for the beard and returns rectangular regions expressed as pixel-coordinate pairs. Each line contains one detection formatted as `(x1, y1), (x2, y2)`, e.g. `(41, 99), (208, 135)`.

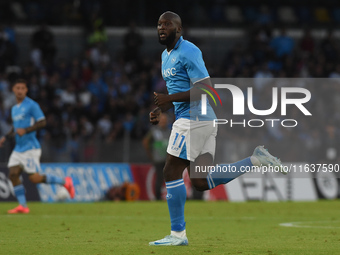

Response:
(158, 30), (177, 46)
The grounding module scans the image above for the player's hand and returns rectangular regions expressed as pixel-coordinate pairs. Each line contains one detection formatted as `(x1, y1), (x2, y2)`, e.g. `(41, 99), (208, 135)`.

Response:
(16, 128), (26, 136)
(0, 136), (5, 147)
(154, 92), (172, 112)
(149, 107), (161, 125)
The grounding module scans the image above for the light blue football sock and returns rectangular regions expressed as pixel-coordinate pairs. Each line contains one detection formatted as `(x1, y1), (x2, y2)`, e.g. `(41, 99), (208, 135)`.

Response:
(166, 179), (186, 232)
(13, 184), (27, 207)
(45, 174), (65, 185)
(206, 157), (253, 189)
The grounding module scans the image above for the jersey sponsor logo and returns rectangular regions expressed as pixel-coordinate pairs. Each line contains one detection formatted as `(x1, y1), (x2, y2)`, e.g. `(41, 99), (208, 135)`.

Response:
(162, 68), (176, 78)
(12, 113), (25, 121)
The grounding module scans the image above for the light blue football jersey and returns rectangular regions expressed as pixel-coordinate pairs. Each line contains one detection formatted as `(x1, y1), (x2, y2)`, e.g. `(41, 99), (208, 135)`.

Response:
(161, 36), (216, 120)
(11, 97), (45, 152)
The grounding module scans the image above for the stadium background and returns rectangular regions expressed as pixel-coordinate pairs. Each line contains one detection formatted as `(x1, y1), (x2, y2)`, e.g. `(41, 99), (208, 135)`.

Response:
(0, 0), (340, 201)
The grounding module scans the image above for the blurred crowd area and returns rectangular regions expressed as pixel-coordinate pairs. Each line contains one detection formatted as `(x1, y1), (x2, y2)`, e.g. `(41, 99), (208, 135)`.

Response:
(0, 2), (340, 164)
(1, 0), (340, 28)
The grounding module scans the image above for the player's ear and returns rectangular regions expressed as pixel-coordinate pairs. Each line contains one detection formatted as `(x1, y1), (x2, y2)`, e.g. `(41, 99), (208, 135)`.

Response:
(177, 26), (182, 34)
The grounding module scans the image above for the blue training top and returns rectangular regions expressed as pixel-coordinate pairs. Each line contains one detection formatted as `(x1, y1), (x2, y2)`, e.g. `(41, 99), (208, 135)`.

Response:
(11, 97), (45, 152)
(161, 36), (216, 121)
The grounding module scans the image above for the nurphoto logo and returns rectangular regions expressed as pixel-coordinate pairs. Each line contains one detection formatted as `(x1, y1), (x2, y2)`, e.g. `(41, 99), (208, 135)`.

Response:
(199, 82), (312, 128)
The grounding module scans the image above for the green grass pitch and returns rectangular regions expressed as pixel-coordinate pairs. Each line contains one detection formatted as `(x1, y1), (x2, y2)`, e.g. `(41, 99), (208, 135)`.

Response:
(0, 201), (339, 254)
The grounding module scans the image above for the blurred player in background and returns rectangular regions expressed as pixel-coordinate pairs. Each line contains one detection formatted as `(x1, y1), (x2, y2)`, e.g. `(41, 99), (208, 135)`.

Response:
(0, 79), (75, 214)
(143, 113), (170, 200)
(149, 11), (285, 246)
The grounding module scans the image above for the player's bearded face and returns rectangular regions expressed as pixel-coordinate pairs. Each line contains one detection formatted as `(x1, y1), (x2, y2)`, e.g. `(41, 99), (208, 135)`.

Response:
(12, 83), (28, 100)
(158, 29), (176, 45)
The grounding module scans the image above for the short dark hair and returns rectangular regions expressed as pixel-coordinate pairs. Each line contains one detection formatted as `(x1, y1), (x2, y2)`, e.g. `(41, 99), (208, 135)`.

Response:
(12, 78), (28, 88)
(14, 78), (27, 84)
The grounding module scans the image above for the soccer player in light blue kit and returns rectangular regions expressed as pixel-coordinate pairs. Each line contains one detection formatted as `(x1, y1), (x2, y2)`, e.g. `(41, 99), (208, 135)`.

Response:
(0, 79), (75, 214)
(149, 12), (285, 246)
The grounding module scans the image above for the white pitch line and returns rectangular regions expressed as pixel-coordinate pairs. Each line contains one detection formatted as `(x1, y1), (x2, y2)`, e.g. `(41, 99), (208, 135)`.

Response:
(1, 215), (256, 221)
(280, 221), (340, 229)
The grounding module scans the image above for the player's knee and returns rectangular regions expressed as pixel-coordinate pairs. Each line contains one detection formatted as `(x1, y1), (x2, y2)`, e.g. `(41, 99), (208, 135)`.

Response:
(191, 179), (208, 192)
(28, 174), (43, 184)
(193, 184), (207, 192)
(162, 165), (172, 181)
(162, 165), (181, 182)
(162, 155), (190, 182)
(8, 171), (20, 182)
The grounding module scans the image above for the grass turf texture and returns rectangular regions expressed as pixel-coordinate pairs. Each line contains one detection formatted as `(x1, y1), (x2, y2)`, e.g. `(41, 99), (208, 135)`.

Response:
(0, 201), (339, 255)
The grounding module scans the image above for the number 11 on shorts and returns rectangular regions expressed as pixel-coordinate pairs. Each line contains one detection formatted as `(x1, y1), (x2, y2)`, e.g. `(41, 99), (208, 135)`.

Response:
(171, 132), (185, 151)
